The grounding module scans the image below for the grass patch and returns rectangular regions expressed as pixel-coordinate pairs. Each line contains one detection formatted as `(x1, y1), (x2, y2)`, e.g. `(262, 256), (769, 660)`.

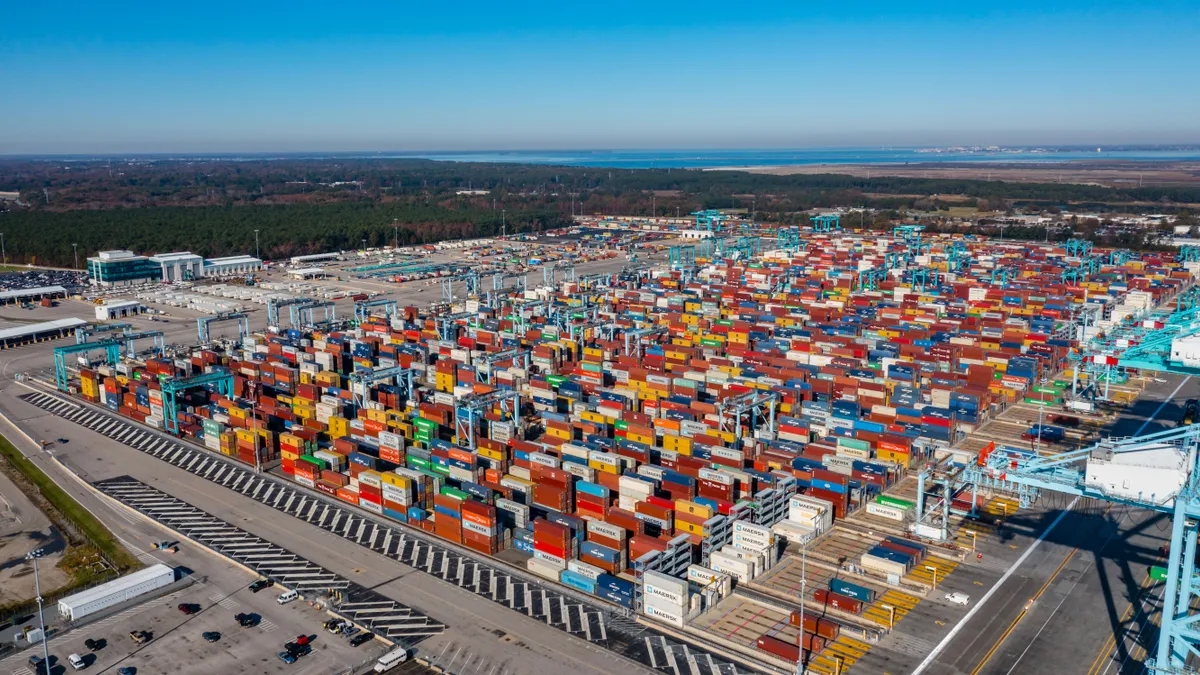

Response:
(0, 433), (139, 573)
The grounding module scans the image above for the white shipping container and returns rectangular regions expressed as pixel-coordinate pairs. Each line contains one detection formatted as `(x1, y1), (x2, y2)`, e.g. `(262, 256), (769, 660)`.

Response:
(587, 520), (627, 541)
(866, 502), (907, 522)
(732, 521), (773, 551)
(771, 520), (818, 544)
(642, 570), (688, 607)
(861, 553), (908, 577)
(687, 565), (733, 597)
(58, 564), (175, 622)
(642, 600), (686, 627)
(567, 560), (604, 581)
(527, 557), (564, 581)
(708, 551), (754, 584)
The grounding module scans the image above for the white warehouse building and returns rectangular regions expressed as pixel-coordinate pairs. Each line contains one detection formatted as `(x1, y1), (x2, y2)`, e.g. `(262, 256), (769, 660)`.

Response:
(150, 252), (204, 282)
(203, 255), (263, 277)
(57, 564), (175, 622)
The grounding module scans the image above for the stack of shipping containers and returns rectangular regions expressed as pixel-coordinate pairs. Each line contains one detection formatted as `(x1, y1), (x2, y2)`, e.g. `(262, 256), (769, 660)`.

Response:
(62, 233), (1191, 666)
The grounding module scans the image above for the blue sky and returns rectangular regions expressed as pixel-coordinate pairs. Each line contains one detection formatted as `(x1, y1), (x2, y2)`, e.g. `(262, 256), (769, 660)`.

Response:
(2, 0), (1198, 153)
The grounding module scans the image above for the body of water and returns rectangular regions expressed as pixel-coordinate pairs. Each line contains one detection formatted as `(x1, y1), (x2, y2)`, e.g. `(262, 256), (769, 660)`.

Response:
(389, 148), (1200, 169)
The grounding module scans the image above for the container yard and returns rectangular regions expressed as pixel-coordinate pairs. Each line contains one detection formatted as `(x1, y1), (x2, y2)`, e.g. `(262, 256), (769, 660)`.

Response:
(37, 221), (1200, 674)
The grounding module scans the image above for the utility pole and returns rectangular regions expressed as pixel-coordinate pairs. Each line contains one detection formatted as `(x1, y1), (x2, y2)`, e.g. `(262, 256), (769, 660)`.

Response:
(393, 219), (399, 251)
(254, 229), (260, 260)
(72, 243), (79, 270)
(502, 209), (506, 238)
(1, 232), (6, 266)
(27, 549), (50, 673)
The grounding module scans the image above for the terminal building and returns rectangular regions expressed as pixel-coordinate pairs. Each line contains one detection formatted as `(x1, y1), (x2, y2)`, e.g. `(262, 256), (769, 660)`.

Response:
(150, 252), (204, 282)
(88, 250), (262, 287)
(203, 255), (263, 278)
(87, 251), (162, 287)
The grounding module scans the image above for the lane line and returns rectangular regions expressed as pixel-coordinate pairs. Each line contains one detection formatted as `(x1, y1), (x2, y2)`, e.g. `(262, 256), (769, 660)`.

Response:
(910, 496), (1080, 675)
(1003, 509), (1132, 675)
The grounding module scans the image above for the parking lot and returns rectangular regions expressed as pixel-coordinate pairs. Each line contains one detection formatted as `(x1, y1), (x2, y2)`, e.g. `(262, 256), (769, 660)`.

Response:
(0, 570), (390, 675)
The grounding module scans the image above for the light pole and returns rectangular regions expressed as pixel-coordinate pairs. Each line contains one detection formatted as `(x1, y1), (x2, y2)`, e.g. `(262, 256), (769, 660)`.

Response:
(926, 564), (939, 587)
(27, 549), (50, 672)
(72, 243), (79, 270)
(796, 541), (808, 675)
(501, 210), (506, 238)
(880, 603), (896, 629)
(254, 229), (260, 260)
(392, 219), (399, 251)
(1, 232), (6, 266)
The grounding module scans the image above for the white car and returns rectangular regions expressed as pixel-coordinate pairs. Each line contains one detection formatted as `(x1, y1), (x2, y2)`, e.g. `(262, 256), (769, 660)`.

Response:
(945, 592), (971, 606)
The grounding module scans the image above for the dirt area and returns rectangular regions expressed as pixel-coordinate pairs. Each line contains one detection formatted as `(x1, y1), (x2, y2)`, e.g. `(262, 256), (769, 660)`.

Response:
(0, 469), (70, 606)
(736, 160), (1200, 188)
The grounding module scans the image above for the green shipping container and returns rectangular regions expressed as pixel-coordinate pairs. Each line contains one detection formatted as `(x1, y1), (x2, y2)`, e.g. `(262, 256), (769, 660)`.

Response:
(414, 417), (438, 432)
(431, 463), (450, 476)
(615, 420), (629, 431)
(1024, 397), (1059, 406)
(836, 437), (872, 452)
(701, 339), (723, 347)
(547, 375), (568, 387)
(1150, 566), (1169, 582)
(408, 455), (431, 471)
(440, 486), (471, 501)
(876, 495), (915, 510)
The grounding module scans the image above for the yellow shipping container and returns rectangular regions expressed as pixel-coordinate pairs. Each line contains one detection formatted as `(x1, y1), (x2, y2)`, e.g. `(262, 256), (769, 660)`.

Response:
(228, 407), (249, 420)
(381, 472), (411, 488)
(675, 519), (704, 536)
(328, 416), (349, 438)
(478, 447), (506, 462)
(675, 500), (714, 519)
(545, 426), (572, 440)
(293, 405), (315, 420)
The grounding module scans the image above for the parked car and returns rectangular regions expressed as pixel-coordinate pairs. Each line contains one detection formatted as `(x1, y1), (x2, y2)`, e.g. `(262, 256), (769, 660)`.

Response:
(84, 638), (104, 651)
(202, 631), (221, 643)
(277, 651), (298, 665)
(349, 632), (374, 647)
(235, 613), (260, 627)
(129, 630), (151, 644)
(177, 603), (200, 615)
(117, 668), (136, 675)
(249, 579), (273, 593)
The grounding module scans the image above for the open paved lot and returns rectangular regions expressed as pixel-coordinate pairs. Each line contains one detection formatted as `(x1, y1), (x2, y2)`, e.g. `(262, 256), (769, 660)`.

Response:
(0, 573), (390, 675)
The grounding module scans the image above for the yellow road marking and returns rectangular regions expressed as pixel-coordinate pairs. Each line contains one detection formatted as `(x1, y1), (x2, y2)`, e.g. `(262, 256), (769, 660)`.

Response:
(970, 544), (1081, 675)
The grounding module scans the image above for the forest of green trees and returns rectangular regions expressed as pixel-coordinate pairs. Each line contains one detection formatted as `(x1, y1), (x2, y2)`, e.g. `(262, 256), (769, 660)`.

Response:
(1, 158), (1196, 266)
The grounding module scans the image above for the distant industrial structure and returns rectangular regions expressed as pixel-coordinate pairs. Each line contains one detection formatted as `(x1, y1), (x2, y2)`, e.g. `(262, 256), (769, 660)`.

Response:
(87, 250), (263, 287)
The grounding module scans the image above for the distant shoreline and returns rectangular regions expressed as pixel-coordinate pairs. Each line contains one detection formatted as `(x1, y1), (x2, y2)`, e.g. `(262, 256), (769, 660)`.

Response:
(714, 159), (1200, 188)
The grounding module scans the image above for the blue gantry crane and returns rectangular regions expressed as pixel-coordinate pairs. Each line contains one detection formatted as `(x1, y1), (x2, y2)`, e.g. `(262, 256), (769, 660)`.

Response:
(75, 322), (130, 344)
(289, 301), (336, 328)
(348, 364), (418, 408)
(810, 214), (841, 232)
(691, 209), (728, 233)
(267, 297), (310, 327)
(354, 298), (399, 322)
(454, 390), (520, 450)
(54, 339), (122, 391)
(965, 427), (1200, 673)
(196, 312), (249, 344)
(162, 369), (234, 435)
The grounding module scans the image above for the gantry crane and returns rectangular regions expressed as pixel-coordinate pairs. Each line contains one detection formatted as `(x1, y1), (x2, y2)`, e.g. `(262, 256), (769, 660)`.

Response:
(54, 339), (122, 391)
(473, 349), (531, 384)
(196, 312), (249, 344)
(965, 426), (1200, 673)
(162, 369), (235, 435)
(354, 298), (399, 322)
(75, 322), (130, 344)
(348, 364), (418, 408)
(454, 390), (520, 450)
